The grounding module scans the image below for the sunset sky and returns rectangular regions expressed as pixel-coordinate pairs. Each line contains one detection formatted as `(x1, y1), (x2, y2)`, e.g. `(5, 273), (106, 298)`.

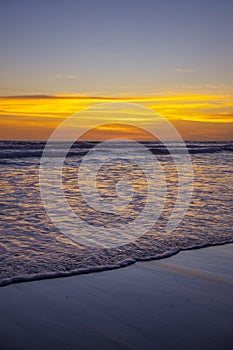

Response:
(0, 0), (233, 140)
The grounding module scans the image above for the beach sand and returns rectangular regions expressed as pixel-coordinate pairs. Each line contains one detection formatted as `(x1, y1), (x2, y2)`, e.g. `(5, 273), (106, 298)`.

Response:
(0, 244), (232, 350)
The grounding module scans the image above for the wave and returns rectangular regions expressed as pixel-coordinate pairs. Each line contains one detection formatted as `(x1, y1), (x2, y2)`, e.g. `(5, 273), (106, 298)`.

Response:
(1, 240), (232, 288)
(0, 141), (233, 159)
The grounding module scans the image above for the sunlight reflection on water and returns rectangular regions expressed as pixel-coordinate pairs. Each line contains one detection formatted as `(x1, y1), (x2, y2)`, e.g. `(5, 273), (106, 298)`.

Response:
(0, 141), (232, 284)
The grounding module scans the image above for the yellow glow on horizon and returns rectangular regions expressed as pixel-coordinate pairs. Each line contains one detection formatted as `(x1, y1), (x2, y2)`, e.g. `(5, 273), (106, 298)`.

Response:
(0, 93), (233, 140)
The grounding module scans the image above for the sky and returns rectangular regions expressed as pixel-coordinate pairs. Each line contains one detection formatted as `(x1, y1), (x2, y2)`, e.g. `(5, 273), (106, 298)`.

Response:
(0, 0), (233, 140)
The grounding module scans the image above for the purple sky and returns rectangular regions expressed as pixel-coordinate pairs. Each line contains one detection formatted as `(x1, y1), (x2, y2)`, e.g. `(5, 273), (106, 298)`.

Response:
(1, 0), (233, 96)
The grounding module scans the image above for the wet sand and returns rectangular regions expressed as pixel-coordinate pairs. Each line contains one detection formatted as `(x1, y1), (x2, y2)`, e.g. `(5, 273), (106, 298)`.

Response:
(0, 244), (232, 350)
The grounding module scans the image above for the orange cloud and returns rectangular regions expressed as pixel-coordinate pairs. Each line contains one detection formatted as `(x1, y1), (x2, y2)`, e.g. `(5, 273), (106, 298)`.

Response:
(80, 123), (157, 141)
(0, 93), (233, 140)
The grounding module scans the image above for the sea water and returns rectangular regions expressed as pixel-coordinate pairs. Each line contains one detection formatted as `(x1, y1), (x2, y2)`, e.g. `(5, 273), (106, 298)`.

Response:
(0, 141), (232, 286)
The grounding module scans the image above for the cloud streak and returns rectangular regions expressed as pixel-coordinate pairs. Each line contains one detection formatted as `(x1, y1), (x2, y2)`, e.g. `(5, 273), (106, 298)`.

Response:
(174, 68), (195, 73)
(0, 93), (233, 140)
(56, 74), (79, 79)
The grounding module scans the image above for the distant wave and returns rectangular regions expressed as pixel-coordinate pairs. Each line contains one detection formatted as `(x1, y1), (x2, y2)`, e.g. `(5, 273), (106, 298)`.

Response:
(0, 141), (232, 160)
(151, 146), (233, 155)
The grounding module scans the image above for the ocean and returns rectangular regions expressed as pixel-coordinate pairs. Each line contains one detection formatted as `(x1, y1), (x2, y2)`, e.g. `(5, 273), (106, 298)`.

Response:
(0, 141), (232, 286)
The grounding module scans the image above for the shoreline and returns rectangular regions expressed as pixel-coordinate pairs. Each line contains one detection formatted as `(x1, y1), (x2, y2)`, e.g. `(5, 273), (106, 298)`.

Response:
(0, 243), (232, 350)
(1, 240), (233, 288)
